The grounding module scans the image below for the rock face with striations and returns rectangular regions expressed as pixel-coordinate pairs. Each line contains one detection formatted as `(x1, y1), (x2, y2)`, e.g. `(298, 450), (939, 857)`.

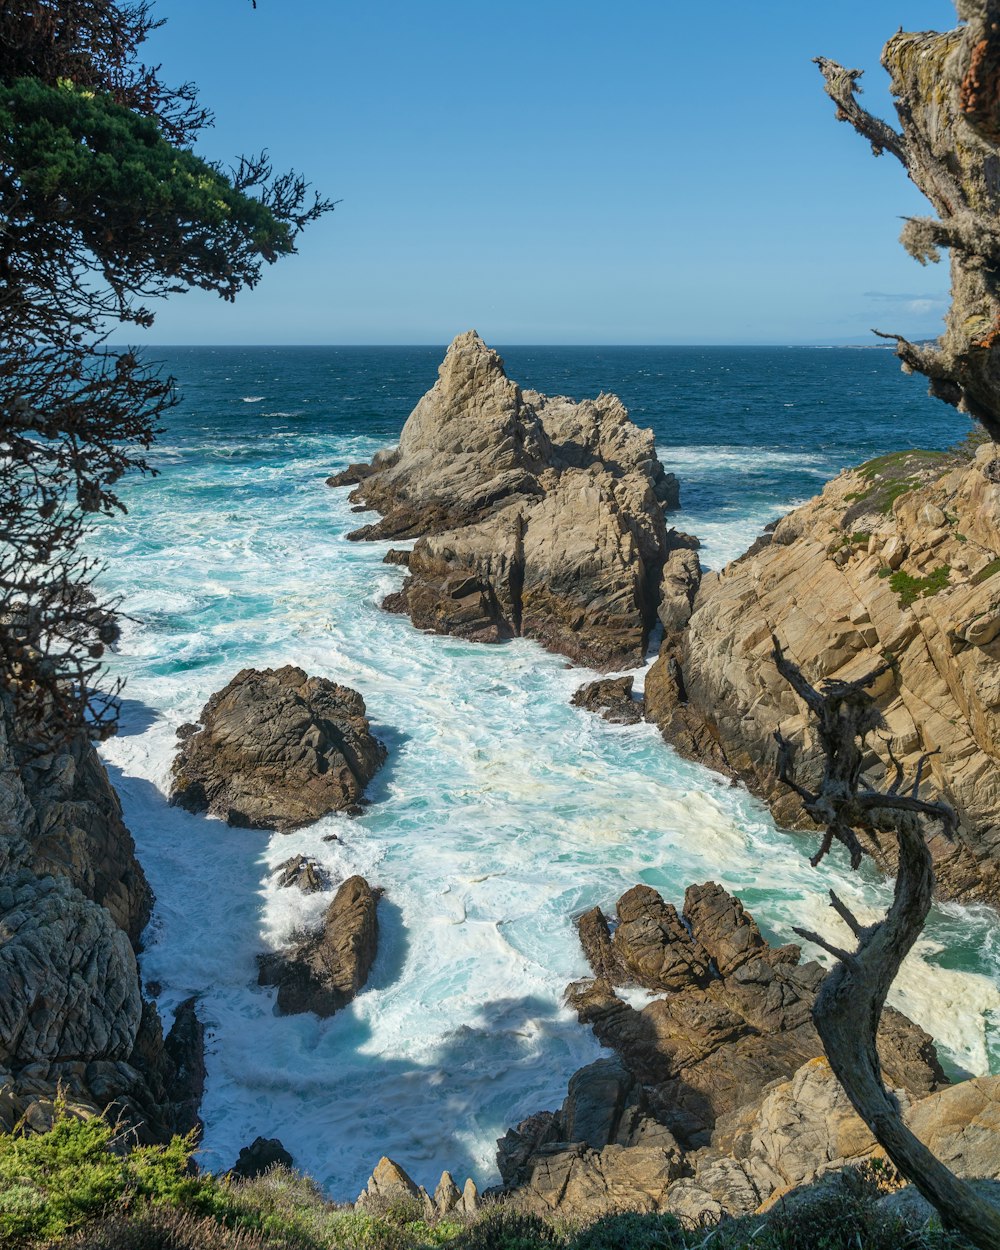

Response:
(330, 331), (686, 670)
(644, 441), (1000, 903)
(170, 666), (387, 832)
(0, 698), (151, 947)
(498, 882), (975, 1222)
(258, 874), (379, 1017)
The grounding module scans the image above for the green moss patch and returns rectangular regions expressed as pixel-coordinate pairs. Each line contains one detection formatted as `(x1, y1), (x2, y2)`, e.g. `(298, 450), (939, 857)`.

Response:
(889, 565), (951, 607)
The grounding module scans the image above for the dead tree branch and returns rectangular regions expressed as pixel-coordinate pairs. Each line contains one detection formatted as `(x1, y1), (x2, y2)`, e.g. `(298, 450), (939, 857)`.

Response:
(771, 637), (1000, 1248)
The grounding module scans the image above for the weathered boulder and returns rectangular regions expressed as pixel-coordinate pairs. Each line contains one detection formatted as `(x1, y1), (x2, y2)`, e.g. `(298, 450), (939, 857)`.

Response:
(571, 677), (643, 725)
(645, 444), (1000, 904)
(258, 875), (379, 1017)
(332, 331), (686, 670)
(0, 870), (141, 1067)
(170, 666), (387, 832)
(0, 870), (202, 1144)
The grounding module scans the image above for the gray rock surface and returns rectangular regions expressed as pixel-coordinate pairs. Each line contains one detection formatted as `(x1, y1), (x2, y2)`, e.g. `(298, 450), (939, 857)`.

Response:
(0, 697), (151, 946)
(335, 331), (687, 670)
(170, 666), (387, 832)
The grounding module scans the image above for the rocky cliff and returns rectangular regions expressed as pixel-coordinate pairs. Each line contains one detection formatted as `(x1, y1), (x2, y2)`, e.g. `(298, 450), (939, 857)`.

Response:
(0, 698), (201, 1142)
(646, 439), (1000, 904)
(329, 331), (686, 670)
(495, 882), (997, 1224)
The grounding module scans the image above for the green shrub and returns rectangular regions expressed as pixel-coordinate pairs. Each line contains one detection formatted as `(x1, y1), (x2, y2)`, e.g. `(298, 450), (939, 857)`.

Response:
(59, 1205), (291, 1250)
(971, 557), (1000, 586)
(567, 1211), (684, 1250)
(889, 565), (951, 607)
(453, 1207), (561, 1250)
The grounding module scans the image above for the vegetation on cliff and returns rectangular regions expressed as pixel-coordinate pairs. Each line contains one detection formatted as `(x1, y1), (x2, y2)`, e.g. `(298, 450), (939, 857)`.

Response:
(0, 1107), (975, 1250)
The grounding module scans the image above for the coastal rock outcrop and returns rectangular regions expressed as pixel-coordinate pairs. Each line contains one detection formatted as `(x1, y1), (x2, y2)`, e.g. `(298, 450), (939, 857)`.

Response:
(644, 440), (1000, 902)
(257, 874), (379, 1017)
(170, 666), (387, 832)
(331, 331), (687, 670)
(0, 698), (151, 946)
(570, 677), (643, 725)
(498, 882), (991, 1223)
(0, 869), (204, 1143)
(566, 883), (943, 1151)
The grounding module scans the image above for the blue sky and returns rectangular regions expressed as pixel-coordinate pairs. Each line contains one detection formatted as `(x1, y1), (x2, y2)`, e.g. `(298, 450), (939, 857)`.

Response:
(137, 0), (958, 345)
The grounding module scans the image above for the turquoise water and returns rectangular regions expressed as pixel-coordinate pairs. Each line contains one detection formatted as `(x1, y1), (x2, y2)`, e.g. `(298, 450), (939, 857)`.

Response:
(91, 346), (1000, 1198)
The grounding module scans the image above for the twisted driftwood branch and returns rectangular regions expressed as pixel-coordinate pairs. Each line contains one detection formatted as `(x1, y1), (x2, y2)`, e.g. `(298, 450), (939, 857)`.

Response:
(771, 637), (1000, 1248)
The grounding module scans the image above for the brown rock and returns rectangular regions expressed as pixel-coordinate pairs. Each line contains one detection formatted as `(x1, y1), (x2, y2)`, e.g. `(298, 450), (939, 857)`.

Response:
(644, 448), (1000, 904)
(338, 331), (682, 670)
(257, 875), (379, 1017)
(571, 676), (643, 725)
(170, 666), (387, 832)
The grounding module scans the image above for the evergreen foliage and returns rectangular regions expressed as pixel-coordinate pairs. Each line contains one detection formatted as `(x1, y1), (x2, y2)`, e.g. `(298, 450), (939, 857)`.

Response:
(0, 0), (332, 738)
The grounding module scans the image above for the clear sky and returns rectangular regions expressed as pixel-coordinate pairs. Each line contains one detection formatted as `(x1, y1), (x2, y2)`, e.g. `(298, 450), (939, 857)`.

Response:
(135, 0), (959, 345)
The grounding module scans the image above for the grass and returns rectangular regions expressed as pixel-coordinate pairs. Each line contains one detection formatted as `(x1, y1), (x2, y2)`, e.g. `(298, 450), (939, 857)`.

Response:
(889, 566), (951, 607)
(0, 1109), (978, 1250)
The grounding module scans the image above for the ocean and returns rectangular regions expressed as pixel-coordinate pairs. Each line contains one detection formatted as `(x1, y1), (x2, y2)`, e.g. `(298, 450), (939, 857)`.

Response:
(91, 344), (1000, 1198)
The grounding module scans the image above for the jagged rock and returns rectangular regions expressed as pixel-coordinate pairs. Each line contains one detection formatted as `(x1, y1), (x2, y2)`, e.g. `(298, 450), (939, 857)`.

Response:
(273, 855), (327, 894)
(0, 697), (151, 946)
(565, 883), (944, 1149)
(571, 677), (643, 725)
(258, 875), (379, 1017)
(170, 666), (387, 832)
(644, 447), (1000, 904)
(658, 537), (702, 633)
(326, 463), (375, 488)
(433, 1171), (463, 1216)
(229, 1136), (295, 1179)
(504, 1142), (684, 1217)
(356, 1156), (424, 1208)
(333, 331), (685, 670)
(0, 869), (200, 1144)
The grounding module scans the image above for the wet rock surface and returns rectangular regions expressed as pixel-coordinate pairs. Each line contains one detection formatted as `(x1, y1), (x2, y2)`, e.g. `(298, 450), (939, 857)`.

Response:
(571, 676), (644, 725)
(331, 331), (690, 670)
(170, 666), (387, 832)
(258, 875), (379, 1017)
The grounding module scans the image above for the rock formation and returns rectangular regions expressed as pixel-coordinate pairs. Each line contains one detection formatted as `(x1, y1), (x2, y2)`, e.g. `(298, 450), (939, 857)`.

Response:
(645, 442), (1000, 903)
(0, 869), (204, 1143)
(170, 666), (387, 832)
(497, 881), (998, 1223)
(229, 1136), (295, 1180)
(570, 676), (643, 725)
(0, 698), (151, 946)
(356, 1157), (480, 1219)
(258, 875), (379, 1017)
(330, 331), (689, 670)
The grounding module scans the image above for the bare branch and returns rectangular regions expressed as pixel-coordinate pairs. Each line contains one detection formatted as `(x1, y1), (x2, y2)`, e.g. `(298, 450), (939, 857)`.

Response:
(813, 57), (910, 164)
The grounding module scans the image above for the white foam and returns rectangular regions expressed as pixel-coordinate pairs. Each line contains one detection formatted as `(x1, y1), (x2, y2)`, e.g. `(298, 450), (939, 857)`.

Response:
(91, 430), (1000, 1201)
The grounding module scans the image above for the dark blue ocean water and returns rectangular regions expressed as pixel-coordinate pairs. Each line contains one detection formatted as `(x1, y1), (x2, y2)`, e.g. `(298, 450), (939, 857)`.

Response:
(145, 343), (970, 567)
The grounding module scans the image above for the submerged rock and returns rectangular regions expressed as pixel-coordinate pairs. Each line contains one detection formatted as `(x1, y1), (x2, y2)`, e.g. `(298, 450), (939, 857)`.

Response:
(273, 854), (328, 894)
(170, 666), (387, 832)
(331, 331), (687, 670)
(258, 875), (379, 1017)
